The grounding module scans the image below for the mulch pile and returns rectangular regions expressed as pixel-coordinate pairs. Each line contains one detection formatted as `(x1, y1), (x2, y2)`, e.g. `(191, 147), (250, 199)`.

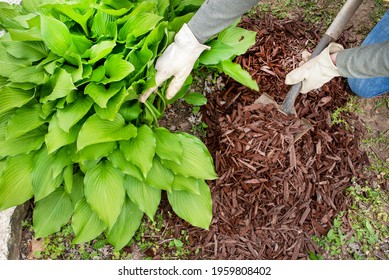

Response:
(184, 14), (371, 260)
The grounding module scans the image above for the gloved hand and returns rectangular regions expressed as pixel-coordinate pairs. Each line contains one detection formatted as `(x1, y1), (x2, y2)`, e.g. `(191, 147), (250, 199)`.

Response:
(139, 24), (210, 103)
(285, 42), (344, 93)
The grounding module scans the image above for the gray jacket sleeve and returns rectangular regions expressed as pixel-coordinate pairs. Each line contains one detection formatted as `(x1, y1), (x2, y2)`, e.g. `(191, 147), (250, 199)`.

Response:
(188, 0), (259, 43)
(336, 41), (389, 78)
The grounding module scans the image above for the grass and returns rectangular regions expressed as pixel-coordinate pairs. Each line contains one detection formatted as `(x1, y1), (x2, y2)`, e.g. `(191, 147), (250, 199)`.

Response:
(311, 180), (389, 260)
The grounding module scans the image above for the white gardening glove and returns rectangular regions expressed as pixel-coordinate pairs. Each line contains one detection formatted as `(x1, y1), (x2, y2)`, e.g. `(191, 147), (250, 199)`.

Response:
(139, 24), (210, 102)
(285, 42), (344, 93)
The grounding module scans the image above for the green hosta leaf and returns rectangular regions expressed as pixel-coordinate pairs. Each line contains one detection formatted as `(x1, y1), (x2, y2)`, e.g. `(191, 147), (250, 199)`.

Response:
(84, 81), (123, 108)
(94, 86), (128, 121)
(4, 41), (48, 62)
(72, 199), (106, 244)
(56, 95), (94, 132)
(161, 133), (217, 180)
(70, 142), (116, 163)
(168, 180), (212, 229)
(88, 40), (116, 64)
(91, 11), (117, 39)
(103, 54), (134, 83)
(70, 34), (93, 56)
(124, 175), (161, 221)
(198, 40), (236, 65)
(40, 68), (76, 103)
(40, 15), (72, 56)
(63, 164), (73, 193)
(106, 197), (143, 250)
(5, 104), (46, 140)
(183, 92), (207, 106)
(173, 175), (200, 194)
(77, 113), (137, 150)
(108, 149), (143, 182)
(8, 65), (49, 85)
(118, 13), (162, 41)
(45, 115), (81, 154)
(69, 171), (85, 207)
(218, 26), (256, 55)
(84, 161), (126, 228)
(0, 87), (34, 115)
(120, 125), (156, 177)
(33, 187), (73, 238)
(8, 27), (42, 41)
(78, 161), (99, 175)
(0, 153), (34, 211)
(55, 5), (95, 36)
(0, 125), (46, 157)
(145, 157), (174, 192)
(154, 127), (183, 164)
(32, 147), (66, 201)
(90, 65), (106, 82)
(219, 60), (259, 91)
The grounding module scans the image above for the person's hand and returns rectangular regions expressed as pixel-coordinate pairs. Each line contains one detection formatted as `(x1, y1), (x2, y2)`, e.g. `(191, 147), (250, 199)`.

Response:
(139, 24), (210, 102)
(285, 42), (344, 93)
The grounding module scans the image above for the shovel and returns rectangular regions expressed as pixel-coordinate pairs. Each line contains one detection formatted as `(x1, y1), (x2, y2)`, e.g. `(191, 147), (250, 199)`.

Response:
(256, 0), (364, 115)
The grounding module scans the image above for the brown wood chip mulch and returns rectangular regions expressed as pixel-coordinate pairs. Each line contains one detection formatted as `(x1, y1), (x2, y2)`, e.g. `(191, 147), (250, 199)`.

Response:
(154, 14), (372, 260)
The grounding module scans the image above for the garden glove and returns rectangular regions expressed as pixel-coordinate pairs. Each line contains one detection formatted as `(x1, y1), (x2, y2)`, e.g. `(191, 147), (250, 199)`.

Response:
(139, 24), (210, 102)
(285, 42), (344, 93)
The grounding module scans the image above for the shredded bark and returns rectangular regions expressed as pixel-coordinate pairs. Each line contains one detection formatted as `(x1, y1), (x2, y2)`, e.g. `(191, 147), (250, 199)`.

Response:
(154, 14), (371, 260)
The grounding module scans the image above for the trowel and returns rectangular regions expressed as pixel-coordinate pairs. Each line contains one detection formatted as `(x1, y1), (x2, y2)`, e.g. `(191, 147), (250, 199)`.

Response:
(255, 0), (364, 115)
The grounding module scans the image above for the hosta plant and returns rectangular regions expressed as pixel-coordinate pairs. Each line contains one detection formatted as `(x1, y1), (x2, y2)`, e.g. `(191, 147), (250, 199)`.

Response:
(0, 0), (257, 249)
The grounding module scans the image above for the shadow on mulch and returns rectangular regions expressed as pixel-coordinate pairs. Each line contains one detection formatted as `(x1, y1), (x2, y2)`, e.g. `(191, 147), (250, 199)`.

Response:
(152, 14), (374, 260)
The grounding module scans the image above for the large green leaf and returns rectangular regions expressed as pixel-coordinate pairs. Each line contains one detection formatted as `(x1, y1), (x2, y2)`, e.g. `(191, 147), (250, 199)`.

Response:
(91, 10), (117, 39)
(69, 171), (85, 207)
(106, 197), (143, 250)
(84, 161), (126, 228)
(5, 104), (46, 140)
(120, 125), (156, 177)
(33, 187), (73, 238)
(70, 142), (116, 163)
(218, 26), (256, 56)
(94, 86), (129, 121)
(0, 87), (34, 115)
(103, 54), (134, 83)
(145, 157), (174, 192)
(154, 127), (183, 164)
(40, 68), (76, 103)
(161, 133), (218, 180)
(172, 175), (200, 194)
(72, 199), (106, 244)
(84, 81), (123, 108)
(8, 65), (49, 85)
(118, 12), (162, 41)
(56, 95), (94, 132)
(0, 124), (46, 157)
(108, 149), (144, 182)
(32, 147), (65, 201)
(124, 175), (161, 221)
(198, 40), (236, 65)
(88, 40), (116, 64)
(0, 153), (34, 211)
(40, 15), (72, 56)
(77, 113), (137, 150)
(168, 180), (212, 229)
(4, 41), (48, 62)
(45, 115), (81, 154)
(219, 60), (259, 91)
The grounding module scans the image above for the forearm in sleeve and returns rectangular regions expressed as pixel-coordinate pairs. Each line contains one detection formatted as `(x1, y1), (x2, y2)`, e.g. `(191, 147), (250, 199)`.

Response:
(188, 0), (259, 43)
(336, 41), (389, 78)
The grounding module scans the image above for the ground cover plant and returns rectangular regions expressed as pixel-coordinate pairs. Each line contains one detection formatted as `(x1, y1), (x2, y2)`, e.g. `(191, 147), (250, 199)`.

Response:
(0, 0), (258, 250)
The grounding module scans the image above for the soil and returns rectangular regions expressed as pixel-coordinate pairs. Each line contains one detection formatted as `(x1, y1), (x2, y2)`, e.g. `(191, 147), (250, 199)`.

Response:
(18, 2), (388, 260)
